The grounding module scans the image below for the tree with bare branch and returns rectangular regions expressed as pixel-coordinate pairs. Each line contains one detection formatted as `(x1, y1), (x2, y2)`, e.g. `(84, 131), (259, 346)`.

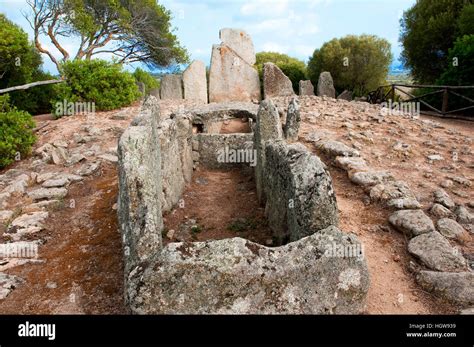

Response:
(24, 0), (189, 72)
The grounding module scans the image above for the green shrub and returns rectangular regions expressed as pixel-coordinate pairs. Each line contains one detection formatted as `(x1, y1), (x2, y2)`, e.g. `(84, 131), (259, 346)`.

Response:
(133, 68), (160, 95)
(0, 95), (36, 168)
(53, 59), (141, 116)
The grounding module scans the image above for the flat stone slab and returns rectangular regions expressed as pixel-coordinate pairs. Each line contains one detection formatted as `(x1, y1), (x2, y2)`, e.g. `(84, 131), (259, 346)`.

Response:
(416, 271), (474, 306)
(436, 218), (467, 239)
(350, 171), (393, 188)
(319, 140), (360, 158)
(126, 226), (369, 314)
(27, 187), (68, 201)
(334, 156), (368, 172)
(408, 231), (467, 272)
(389, 209), (435, 237)
(0, 272), (23, 300)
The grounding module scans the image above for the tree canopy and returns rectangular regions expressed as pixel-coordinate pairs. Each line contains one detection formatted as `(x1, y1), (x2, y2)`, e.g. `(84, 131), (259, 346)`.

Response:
(307, 35), (392, 96)
(399, 0), (473, 83)
(255, 52), (307, 92)
(25, 0), (189, 71)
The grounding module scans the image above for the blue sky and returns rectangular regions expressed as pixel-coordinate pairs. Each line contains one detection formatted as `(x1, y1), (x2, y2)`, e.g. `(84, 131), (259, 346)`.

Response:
(0, 0), (416, 74)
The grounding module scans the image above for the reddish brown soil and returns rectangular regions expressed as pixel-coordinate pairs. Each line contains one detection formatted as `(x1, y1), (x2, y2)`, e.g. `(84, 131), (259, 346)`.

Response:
(220, 118), (251, 133)
(0, 164), (126, 314)
(163, 167), (273, 246)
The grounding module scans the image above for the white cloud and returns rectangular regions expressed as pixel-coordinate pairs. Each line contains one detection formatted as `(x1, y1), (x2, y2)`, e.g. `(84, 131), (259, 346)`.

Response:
(261, 42), (290, 53)
(241, 0), (289, 16)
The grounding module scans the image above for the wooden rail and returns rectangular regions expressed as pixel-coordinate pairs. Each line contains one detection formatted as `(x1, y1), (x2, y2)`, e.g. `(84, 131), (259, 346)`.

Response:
(368, 84), (474, 118)
(0, 79), (64, 94)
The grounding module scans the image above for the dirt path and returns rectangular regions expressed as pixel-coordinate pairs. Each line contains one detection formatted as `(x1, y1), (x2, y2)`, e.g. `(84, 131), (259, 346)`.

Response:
(0, 164), (126, 314)
(164, 167), (273, 246)
(325, 166), (454, 314)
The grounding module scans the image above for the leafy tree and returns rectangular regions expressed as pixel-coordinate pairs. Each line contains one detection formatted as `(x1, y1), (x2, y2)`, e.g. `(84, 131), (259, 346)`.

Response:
(52, 59), (141, 114)
(307, 35), (392, 96)
(0, 13), (42, 90)
(255, 52), (307, 93)
(0, 13), (57, 114)
(133, 68), (159, 95)
(26, 0), (189, 71)
(0, 94), (36, 168)
(399, 0), (473, 83)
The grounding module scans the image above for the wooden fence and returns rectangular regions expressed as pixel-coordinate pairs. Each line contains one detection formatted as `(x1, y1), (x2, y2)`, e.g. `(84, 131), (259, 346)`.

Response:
(368, 84), (474, 118)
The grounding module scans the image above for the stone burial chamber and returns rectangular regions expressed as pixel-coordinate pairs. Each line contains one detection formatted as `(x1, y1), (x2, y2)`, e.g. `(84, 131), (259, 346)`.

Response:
(117, 95), (370, 314)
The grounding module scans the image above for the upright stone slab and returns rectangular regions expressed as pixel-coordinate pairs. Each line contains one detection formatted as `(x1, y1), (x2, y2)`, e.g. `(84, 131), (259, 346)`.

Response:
(149, 88), (160, 99)
(263, 63), (295, 99)
(254, 99), (282, 204)
(284, 97), (300, 142)
(183, 60), (208, 103)
(160, 74), (183, 100)
(317, 72), (336, 98)
(136, 82), (146, 96)
(208, 29), (261, 103)
(220, 28), (256, 65)
(299, 80), (314, 96)
(337, 90), (352, 101)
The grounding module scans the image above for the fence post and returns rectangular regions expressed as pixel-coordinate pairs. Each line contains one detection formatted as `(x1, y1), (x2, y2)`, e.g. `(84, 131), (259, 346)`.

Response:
(442, 88), (449, 114)
(390, 84), (395, 101)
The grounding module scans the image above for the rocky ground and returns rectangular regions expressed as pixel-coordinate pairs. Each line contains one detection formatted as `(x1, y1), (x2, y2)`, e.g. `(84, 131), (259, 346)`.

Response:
(0, 96), (472, 314)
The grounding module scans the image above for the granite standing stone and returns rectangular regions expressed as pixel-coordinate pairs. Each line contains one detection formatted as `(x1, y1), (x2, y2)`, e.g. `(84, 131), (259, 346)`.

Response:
(183, 60), (208, 103)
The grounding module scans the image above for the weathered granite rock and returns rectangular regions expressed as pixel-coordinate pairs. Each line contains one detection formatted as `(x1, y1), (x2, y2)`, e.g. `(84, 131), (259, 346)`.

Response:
(208, 29), (261, 103)
(264, 141), (339, 244)
(319, 140), (360, 157)
(433, 189), (455, 210)
(263, 63), (295, 99)
(160, 74), (183, 100)
(158, 116), (193, 211)
(388, 210), (435, 237)
(219, 28), (256, 65)
(149, 88), (160, 99)
(195, 133), (253, 169)
(430, 203), (454, 218)
(0, 272), (24, 300)
(317, 72), (336, 98)
(350, 171), (393, 188)
(334, 156), (368, 172)
(299, 80), (314, 96)
(416, 271), (474, 306)
(118, 105), (163, 272)
(8, 211), (49, 237)
(408, 231), (467, 272)
(254, 99), (283, 203)
(283, 98), (300, 142)
(337, 90), (353, 101)
(0, 210), (13, 224)
(27, 188), (68, 201)
(386, 198), (421, 210)
(126, 226), (369, 314)
(369, 181), (418, 206)
(455, 206), (474, 224)
(183, 60), (208, 103)
(437, 218), (467, 239)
